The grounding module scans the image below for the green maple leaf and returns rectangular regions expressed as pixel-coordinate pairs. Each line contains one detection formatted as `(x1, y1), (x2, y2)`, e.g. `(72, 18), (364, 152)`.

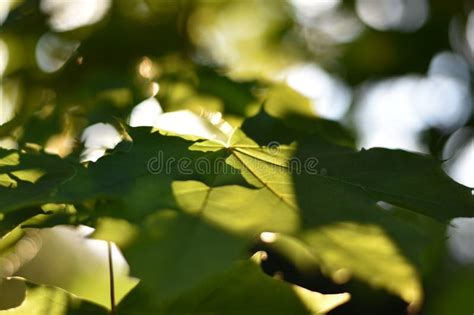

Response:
(118, 255), (350, 315)
(0, 280), (108, 314)
(1, 110), (472, 310)
(179, 115), (472, 306)
(0, 149), (76, 235)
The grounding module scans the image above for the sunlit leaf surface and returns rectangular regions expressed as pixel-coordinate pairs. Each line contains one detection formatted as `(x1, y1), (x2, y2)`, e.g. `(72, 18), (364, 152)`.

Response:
(1, 0), (473, 313)
(1, 116), (472, 310)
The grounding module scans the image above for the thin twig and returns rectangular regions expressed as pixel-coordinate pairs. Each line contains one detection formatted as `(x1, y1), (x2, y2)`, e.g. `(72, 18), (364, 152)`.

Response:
(107, 242), (116, 315)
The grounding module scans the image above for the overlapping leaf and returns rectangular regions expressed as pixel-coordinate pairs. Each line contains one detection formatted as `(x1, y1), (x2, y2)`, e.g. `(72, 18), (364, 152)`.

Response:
(118, 256), (350, 315)
(0, 280), (108, 314)
(0, 110), (473, 311)
(0, 150), (76, 235)
(185, 115), (473, 305)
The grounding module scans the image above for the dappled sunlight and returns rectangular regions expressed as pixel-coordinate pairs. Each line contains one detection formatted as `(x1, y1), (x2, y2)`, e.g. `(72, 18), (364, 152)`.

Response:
(0, 1), (12, 25)
(291, 0), (364, 52)
(172, 180), (299, 236)
(92, 217), (139, 249)
(446, 140), (474, 188)
(355, 76), (426, 151)
(129, 91), (235, 144)
(129, 97), (163, 127)
(355, 51), (472, 152)
(0, 230), (42, 279)
(290, 0), (340, 20)
(137, 56), (158, 80)
(302, 8), (364, 45)
(1, 1), (473, 313)
(281, 63), (352, 120)
(442, 127), (474, 188)
(293, 285), (350, 314)
(35, 33), (80, 73)
(0, 151), (42, 188)
(0, 174), (15, 188)
(12, 225), (138, 309)
(447, 218), (474, 264)
(0, 39), (8, 76)
(356, 0), (428, 32)
(0, 138), (17, 150)
(40, 0), (111, 32)
(413, 75), (470, 129)
(81, 123), (122, 162)
(188, 0), (297, 79)
(44, 132), (75, 158)
(10, 169), (45, 184)
(0, 152), (19, 166)
(260, 232), (277, 243)
(0, 79), (20, 126)
(303, 222), (423, 310)
(420, 52), (472, 129)
(154, 110), (233, 144)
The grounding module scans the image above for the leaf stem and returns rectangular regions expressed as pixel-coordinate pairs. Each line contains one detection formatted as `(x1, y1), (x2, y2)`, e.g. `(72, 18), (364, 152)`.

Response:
(107, 241), (116, 315)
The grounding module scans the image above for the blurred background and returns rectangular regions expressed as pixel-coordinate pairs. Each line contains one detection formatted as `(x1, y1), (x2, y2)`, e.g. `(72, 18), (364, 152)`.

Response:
(0, 0), (473, 314)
